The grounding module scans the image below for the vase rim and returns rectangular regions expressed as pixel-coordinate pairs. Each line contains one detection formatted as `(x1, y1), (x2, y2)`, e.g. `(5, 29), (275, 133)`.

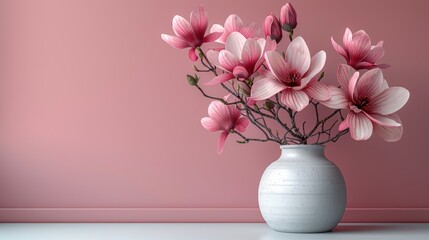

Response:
(280, 144), (325, 150)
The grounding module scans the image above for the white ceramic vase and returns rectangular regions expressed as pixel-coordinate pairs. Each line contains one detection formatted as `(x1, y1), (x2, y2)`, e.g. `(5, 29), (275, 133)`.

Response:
(258, 145), (346, 233)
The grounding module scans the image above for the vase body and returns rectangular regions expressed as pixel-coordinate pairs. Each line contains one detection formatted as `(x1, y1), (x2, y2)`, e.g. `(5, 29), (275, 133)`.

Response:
(258, 145), (346, 233)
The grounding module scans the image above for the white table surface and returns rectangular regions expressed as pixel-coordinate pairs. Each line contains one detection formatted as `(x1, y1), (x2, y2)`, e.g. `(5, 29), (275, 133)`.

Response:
(0, 223), (428, 240)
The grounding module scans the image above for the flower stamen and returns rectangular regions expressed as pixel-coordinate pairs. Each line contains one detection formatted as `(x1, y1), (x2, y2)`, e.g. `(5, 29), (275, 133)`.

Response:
(283, 71), (301, 87)
(356, 97), (370, 109)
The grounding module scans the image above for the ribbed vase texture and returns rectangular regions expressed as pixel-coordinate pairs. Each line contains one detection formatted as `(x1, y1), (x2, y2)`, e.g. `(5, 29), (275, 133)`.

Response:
(258, 145), (346, 233)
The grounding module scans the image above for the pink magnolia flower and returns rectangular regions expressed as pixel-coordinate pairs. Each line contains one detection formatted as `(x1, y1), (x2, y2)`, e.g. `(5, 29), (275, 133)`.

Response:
(161, 6), (222, 61)
(210, 14), (260, 44)
(205, 32), (276, 86)
(280, 2), (297, 32)
(321, 64), (410, 141)
(201, 101), (250, 154)
(331, 28), (389, 70)
(251, 36), (330, 111)
(264, 14), (283, 43)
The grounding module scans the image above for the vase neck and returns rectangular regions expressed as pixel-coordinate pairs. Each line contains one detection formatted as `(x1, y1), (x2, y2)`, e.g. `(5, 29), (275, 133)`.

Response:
(279, 145), (326, 161)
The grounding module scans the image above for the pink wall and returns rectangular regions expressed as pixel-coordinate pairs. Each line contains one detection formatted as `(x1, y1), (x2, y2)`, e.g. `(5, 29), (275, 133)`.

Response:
(0, 0), (428, 222)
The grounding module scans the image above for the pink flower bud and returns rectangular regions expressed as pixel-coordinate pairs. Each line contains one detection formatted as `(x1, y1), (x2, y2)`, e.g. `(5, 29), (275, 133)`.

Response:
(280, 2), (297, 32)
(264, 14), (283, 43)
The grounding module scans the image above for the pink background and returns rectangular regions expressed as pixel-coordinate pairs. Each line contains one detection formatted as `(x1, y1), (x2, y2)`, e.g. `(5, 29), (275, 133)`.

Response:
(0, 0), (428, 222)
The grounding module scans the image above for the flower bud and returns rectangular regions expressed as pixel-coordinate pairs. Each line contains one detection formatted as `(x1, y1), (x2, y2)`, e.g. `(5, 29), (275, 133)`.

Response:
(280, 2), (297, 32)
(264, 14), (283, 43)
(187, 74), (199, 86)
(263, 101), (275, 111)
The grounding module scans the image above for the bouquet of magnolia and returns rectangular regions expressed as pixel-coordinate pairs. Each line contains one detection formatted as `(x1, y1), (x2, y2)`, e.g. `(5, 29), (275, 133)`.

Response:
(161, 2), (409, 154)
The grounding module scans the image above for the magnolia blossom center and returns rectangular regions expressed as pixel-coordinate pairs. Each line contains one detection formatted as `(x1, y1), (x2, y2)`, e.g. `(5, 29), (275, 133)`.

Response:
(355, 97), (370, 109)
(282, 70), (302, 87)
(193, 38), (203, 47)
(349, 97), (370, 113)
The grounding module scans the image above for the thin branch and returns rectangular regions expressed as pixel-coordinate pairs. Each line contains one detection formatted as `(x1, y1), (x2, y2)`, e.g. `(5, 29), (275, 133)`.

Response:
(233, 130), (269, 144)
(317, 129), (349, 145)
(195, 84), (240, 105)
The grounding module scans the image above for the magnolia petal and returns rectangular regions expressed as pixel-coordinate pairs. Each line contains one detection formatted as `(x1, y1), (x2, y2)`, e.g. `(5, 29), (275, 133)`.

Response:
(224, 14), (244, 33)
(207, 50), (230, 72)
(337, 64), (356, 91)
(217, 130), (229, 155)
(188, 48), (198, 61)
(281, 89), (310, 112)
(264, 15), (274, 37)
(219, 50), (241, 72)
(210, 24), (225, 34)
(355, 62), (377, 70)
(263, 37), (277, 52)
(357, 29), (372, 39)
(382, 78), (389, 89)
(320, 86), (349, 109)
(235, 117), (250, 132)
(303, 80), (331, 101)
(254, 38), (270, 70)
(251, 76), (286, 101)
(201, 117), (222, 132)
(227, 104), (241, 121)
(210, 24), (225, 43)
(207, 101), (232, 130)
(207, 50), (221, 65)
(343, 28), (353, 48)
(205, 73), (235, 86)
(348, 111), (373, 141)
(353, 30), (370, 42)
(265, 51), (288, 82)
(348, 72), (360, 101)
(374, 125), (403, 142)
(371, 87), (410, 115)
(286, 36), (311, 75)
(241, 38), (262, 72)
(375, 40), (384, 48)
(331, 37), (348, 59)
(300, 51), (326, 86)
(241, 22), (260, 38)
(172, 15), (196, 43)
(255, 38), (276, 72)
(225, 32), (246, 60)
(373, 113), (403, 142)
(365, 46), (385, 63)
(356, 68), (385, 99)
(339, 118), (349, 131)
(190, 5), (208, 40)
(233, 66), (249, 79)
(364, 113), (401, 127)
(161, 34), (191, 49)
(203, 32), (223, 43)
(257, 38), (267, 52)
(210, 24), (228, 44)
(348, 30), (371, 66)
(280, 4), (287, 27)
(357, 62), (390, 70)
